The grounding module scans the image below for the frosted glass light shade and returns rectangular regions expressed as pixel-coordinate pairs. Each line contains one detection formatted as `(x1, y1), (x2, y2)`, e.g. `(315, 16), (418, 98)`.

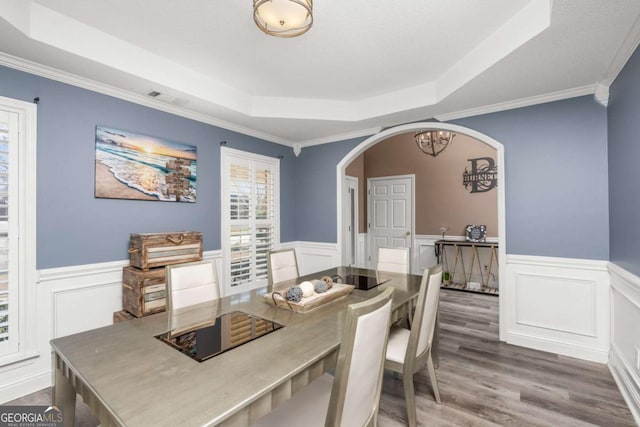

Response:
(253, 0), (313, 38)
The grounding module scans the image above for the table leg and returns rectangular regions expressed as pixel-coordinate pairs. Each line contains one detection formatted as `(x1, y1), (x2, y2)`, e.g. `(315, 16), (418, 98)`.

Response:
(53, 355), (76, 427)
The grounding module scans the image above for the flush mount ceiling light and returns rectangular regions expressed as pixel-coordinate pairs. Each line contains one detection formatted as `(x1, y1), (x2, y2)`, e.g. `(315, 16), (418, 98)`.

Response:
(253, 0), (313, 38)
(415, 130), (456, 157)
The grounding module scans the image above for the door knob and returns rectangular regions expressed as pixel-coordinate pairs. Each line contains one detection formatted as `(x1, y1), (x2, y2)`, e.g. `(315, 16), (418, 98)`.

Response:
(406, 231), (411, 236)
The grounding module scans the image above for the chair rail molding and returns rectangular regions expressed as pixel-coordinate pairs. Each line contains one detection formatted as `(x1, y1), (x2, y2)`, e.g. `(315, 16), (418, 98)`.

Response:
(504, 254), (610, 363)
(608, 262), (640, 425)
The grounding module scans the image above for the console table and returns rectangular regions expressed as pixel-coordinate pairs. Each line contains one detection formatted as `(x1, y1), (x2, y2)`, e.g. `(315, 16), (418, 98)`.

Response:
(435, 240), (498, 291)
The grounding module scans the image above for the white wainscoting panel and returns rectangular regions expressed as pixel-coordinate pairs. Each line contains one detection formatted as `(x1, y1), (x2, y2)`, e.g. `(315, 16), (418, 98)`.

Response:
(515, 274), (596, 337)
(280, 241), (338, 276)
(43, 261), (125, 339)
(608, 263), (640, 425)
(413, 235), (440, 275)
(505, 255), (610, 363)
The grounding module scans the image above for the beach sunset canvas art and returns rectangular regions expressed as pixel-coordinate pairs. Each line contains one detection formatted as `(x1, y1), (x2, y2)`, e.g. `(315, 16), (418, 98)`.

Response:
(95, 126), (197, 202)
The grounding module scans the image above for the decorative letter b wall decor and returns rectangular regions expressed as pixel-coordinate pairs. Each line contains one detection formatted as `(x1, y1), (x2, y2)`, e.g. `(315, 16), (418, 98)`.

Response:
(463, 157), (497, 193)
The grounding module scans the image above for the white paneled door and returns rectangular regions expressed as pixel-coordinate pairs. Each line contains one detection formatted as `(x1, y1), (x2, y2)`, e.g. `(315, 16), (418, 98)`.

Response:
(367, 176), (414, 268)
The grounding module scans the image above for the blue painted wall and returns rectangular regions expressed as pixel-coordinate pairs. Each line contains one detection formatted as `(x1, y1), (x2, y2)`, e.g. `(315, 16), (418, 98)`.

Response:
(0, 65), (296, 269)
(296, 96), (610, 260)
(608, 46), (640, 276)
(452, 96), (609, 260)
(294, 138), (365, 242)
(0, 64), (613, 267)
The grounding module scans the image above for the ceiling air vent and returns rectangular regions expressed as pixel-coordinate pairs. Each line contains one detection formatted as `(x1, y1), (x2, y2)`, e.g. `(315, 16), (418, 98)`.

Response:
(146, 90), (177, 103)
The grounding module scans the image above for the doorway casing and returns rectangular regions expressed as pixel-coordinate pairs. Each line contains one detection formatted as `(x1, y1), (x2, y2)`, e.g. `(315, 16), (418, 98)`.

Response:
(336, 122), (507, 341)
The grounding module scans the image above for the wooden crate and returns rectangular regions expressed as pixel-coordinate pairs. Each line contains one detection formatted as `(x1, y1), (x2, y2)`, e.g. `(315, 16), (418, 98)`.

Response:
(113, 310), (135, 324)
(128, 231), (203, 271)
(122, 266), (167, 317)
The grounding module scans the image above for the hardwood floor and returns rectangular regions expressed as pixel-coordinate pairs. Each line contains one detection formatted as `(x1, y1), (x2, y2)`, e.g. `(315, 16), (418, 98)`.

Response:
(378, 290), (635, 426)
(6, 290), (635, 426)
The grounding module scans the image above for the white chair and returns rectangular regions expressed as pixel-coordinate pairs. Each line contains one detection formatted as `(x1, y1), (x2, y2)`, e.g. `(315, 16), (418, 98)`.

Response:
(377, 247), (410, 274)
(267, 249), (299, 291)
(385, 264), (443, 427)
(166, 260), (220, 312)
(253, 287), (395, 427)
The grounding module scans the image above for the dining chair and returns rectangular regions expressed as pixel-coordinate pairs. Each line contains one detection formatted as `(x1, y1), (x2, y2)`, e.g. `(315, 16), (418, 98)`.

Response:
(377, 247), (410, 274)
(384, 264), (443, 427)
(377, 247), (412, 326)
(253, 287), (395, 427)
(267, 249), (299, 291)
(166, 260), (220, 312)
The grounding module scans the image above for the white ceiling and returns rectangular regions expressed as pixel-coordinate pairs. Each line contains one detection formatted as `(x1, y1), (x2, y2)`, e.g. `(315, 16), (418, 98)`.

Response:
(0, 0), (639, 148)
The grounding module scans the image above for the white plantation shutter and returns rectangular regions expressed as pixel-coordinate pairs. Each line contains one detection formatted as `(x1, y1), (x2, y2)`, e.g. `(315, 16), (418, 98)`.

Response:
(0, 120), (9, 345)
(254, 166), (275, 281)
(222, 148), (279, 295)
(0, 107), (24, 359)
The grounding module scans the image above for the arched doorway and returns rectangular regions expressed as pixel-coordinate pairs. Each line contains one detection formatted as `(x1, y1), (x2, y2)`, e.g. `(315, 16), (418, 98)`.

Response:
(336, 122), (507, 340)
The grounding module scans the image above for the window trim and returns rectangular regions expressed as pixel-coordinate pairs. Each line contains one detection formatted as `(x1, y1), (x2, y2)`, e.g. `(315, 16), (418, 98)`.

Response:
(0, 96), (37, 366)
(221, 147), (280, 296)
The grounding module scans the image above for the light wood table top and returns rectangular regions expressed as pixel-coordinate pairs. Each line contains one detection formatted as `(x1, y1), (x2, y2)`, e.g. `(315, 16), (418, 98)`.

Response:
(50, 267), (432, 427)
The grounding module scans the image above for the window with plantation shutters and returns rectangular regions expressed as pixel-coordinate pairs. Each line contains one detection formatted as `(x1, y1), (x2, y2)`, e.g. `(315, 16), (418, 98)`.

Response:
(0, 98), (36, 365)
(222, 148), (279, 295)
(0, 120), (9, 348)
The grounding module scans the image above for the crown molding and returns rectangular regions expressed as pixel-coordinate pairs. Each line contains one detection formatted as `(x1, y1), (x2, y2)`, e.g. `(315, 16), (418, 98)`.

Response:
(600, 11), (640, 87)
(433, 85), (595, 122)
(0, 51), (295, 147)
(298, 127), (384, 149)
(593, 83), (609, 107)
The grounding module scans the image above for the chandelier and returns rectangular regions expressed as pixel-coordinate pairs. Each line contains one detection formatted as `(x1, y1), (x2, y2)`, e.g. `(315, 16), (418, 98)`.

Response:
(415, 130), (456, 157)
(253, 0), (313, 38)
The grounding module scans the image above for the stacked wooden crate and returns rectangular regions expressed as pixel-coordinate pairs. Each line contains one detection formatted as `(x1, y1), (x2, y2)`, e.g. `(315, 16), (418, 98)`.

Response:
(113, 231), (203, 323)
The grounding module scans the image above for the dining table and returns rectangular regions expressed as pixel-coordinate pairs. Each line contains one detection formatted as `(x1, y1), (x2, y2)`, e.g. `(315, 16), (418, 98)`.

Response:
(50, 266), (439, 427)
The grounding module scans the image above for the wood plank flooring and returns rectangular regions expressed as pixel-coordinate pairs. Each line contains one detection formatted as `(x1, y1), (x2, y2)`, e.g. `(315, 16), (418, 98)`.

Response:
(6, 290), (635, 426)
(377, 290), (635, 426)
(441, 282), (499, 295)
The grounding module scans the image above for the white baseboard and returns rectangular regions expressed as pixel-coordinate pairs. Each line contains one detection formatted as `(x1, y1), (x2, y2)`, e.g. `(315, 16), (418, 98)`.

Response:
(608, 262), (640, 425)
(0, 370), (50, 403)
(504, 255), (610, 363)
